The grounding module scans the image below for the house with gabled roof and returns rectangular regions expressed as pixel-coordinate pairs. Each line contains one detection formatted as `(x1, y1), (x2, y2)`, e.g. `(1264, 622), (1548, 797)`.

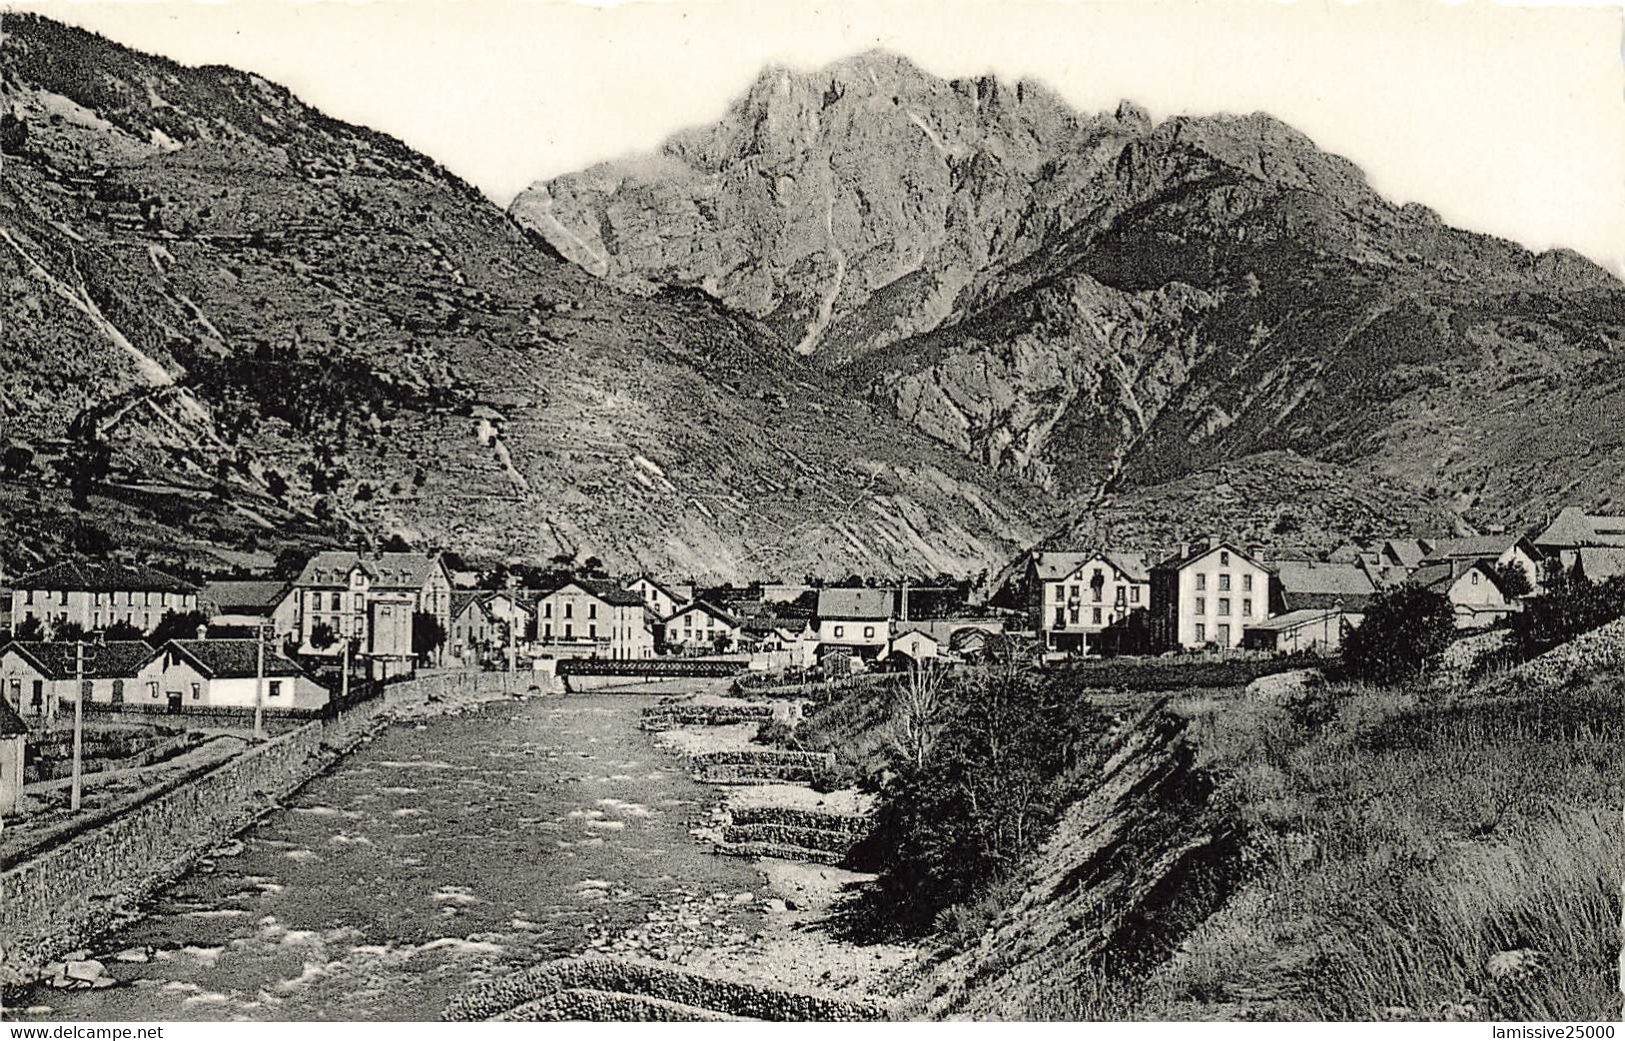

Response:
(290, 551), (452, 666)
(1419, 536), (1543, 594)
(623, 575), (692, 622)
(200, 579), (299, 637)
(887, 628), (940, 664)
(535, 579), (654, 660)
(1532, 507), (1625, 571)
(1150, 540), (1272, 650)
(134, 639), (329, 712)
(0, 640), (155, 721)
(662, 600), (742, 654)
(1408, 560), (1513, 629)
(8, 562), (198, 638)
(1268, 560), (1377, 619)
(815, 587), (893, 658)
(1026, 549), (1151, 653)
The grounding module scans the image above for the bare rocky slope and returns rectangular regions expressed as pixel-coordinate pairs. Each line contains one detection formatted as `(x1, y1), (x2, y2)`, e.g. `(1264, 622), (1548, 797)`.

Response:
(518, 52), (1625, 535)
(0, 15), (1062, 582)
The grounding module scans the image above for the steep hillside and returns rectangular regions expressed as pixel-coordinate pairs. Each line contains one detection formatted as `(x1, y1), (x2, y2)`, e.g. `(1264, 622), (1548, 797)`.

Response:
(522, 52), (1625, 534)
(0, 15), (1062, 581)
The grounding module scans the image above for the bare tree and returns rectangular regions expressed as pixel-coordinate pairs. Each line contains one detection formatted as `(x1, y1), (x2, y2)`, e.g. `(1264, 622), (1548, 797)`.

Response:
(885, 661), (946, 773)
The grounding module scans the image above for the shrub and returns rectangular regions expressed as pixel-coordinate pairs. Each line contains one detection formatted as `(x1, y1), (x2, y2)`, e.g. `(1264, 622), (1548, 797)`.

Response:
(1342, 585), (1455, 684)
(1510, 570), (1625, 659)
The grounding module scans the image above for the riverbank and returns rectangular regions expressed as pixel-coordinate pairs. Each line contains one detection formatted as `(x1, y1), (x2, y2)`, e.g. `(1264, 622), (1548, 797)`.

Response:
(516, 695), (918, 1016)
(0, 669), (541, 986)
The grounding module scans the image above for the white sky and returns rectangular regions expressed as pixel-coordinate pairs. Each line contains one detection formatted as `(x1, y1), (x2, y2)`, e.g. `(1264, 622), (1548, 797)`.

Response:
(12, 0), (1625, 275)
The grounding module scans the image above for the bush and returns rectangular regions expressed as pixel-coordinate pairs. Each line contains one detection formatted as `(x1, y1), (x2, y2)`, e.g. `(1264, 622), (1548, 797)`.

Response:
(1510, 570), (1625, 659)
(1342, 584), (1455, 685)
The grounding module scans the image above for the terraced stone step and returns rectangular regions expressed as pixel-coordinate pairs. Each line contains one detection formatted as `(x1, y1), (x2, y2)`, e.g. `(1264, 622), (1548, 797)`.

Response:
(722, 823), (856, 854)
(712, 840), (846, 865)
(728, 805), (870, 835)
(640, 702), (777, 731)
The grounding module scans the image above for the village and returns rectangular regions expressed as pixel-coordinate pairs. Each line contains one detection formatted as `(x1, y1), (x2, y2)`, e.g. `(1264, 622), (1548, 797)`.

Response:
(1, 503), (1622, 826)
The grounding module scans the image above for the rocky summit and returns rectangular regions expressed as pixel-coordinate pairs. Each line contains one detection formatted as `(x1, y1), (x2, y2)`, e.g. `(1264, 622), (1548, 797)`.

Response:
(519, 50), (1625, 534)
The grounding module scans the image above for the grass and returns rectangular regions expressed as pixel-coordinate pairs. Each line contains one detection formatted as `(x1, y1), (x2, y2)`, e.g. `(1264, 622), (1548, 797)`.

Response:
(1110, 672), (1625, 1021)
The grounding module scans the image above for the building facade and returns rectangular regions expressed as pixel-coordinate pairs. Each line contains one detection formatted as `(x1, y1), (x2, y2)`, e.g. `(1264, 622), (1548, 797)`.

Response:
(1027, 550), (1150, 652)
(291, 552), (454, 664)
(8, 562), (198, 637)
(1151, 542), (1272, 650)
(535, 580), (654, 660)
(815, 588), (892, 657)
(0, 640), (155, 722)
(133, 640), (329, 711)
(661, 601), (742, 654)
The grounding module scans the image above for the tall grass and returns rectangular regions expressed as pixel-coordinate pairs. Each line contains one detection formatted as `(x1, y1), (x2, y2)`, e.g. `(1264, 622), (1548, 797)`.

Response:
(1119, 675), (1625, 1020)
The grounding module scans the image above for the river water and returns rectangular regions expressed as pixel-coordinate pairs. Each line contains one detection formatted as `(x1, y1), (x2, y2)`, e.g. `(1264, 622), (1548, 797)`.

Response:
(21, 695), (764, 1021)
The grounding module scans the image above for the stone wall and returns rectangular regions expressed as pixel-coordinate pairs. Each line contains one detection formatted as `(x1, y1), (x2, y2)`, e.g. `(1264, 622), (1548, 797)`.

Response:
(640, 702), (777, 731)
(0, 699), (387, 968)
(444, 956), (889, 1022)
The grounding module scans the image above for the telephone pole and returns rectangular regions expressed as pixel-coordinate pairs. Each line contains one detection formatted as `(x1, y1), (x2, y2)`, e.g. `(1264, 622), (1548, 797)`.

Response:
(71, 640), (84, 812)
(253, 621), (267, 740)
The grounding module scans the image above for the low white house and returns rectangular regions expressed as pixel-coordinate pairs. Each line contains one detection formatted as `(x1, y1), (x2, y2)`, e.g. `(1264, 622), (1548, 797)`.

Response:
(134, 640), (329, 712)
(815, 588), (893, 658)
(662, 601), (742, 654)
(888, 629), (940, 663)
(1408, 562), (1515, 629)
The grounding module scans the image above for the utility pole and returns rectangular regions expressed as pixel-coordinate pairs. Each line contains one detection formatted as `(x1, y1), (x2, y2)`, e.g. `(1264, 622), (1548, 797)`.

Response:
(341, 638), (351, 705)
(71, 640), (84, 812)
(253, 621), (267, 740)
(505, 576), (517, 696)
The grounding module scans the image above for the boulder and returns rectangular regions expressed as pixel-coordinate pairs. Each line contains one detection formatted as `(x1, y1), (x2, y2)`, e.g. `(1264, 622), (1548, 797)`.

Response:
(1242, 669), (1323, 705)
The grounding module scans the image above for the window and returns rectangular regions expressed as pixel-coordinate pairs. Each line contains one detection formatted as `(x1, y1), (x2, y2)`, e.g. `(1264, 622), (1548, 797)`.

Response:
(1195, 597), (1206, 614)
(564, 623), (573, 639)
(588, 603), (598, 619)
(1067, 605), (1078, 624)
(543, 623), (553, 639)
(1219, 598), (1231, 616)
(330, 592), (342, 611)
(564, 603), (574, 619)
(23, 590), (32, 605)
(1195, 573), (1207, 590)
(191, 682), (202, 701)
(1194, 623), (1206, 643)
(543, 602), (552, 618)
(834, 625), (845, 638)
(6, 679), (18, 705)
(1220, 551), (1231, 566)
(146, 681), (159, 700)
(1217, 624), (1231, 644)
(31, 680), (42, 706)
(1243, 598), (1253, 617)
(1051, 583), (1064, 601)
(1471, 572), (1480, 585)
(1052, 607), (1065, 628)
(1243, 574), (1254, 592)
(268, 681), (282, 698)
(589, 624), (597, 640)
(1218, 574), (1231, 591)
(1092, 585), (1103, 603)
(1130, 587), (1141, 604)
(1092, 607), (1102, 625)
(863, 626), (875, 639)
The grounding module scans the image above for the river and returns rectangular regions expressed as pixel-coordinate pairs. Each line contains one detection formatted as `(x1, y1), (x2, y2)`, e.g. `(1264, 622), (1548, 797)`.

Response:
(19, 695), (764, 1021)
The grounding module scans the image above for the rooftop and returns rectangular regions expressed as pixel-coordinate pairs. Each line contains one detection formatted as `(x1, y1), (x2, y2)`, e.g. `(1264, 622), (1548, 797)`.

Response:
(200, 580), (293, 614)
(163, 639), (309, 680)
(13, 562), (197, 595)
(294, 552), (445, 590)
(1244, 608), (1345, 633)
(816, 587), (892, 621)
(1, 640), (156, 680)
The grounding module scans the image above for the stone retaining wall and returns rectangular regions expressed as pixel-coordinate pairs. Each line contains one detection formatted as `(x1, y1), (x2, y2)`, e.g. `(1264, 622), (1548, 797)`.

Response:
(720, 823), (854, 854)
(444, 956), (889, 1022)
(640, 702), (776, 731)
(0, 699), (388, 968)
(727, 804), (869, 835)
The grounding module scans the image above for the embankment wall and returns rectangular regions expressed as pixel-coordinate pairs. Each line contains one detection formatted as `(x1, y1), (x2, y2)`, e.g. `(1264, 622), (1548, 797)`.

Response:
(0, 698), (387, 968)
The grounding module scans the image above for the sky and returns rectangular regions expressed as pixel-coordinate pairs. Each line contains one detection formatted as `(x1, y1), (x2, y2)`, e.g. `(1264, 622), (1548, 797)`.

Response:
(11, 0), (1625, 275)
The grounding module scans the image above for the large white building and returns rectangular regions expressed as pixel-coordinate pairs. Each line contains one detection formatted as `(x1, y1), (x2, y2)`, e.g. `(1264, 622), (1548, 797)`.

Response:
(535, 580), (654, 660)
(1150, 541), (1273, 650)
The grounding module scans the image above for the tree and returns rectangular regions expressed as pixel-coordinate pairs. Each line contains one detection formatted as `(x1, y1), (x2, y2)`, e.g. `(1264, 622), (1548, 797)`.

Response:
(104, 620), (145, 641)
(1342, 584), (1456, 684)
(381, 533), (414, 553)
(0, 112), (27, 156)
(54, 621), (86, 642)
(12, 616), (44, 642)
(54, 435), (112, 509)
(1490, 560), (1533, 599)
(264, 469), (289, 502)
(1, 443), (33, 479)
(148, 610), (209, 645)
(710, 630), (733, 655)
(412, 610), (446, 661)
(580, 555), (607, 578)
(273, 546), (310, 578)
(309, 621), (339, 652)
